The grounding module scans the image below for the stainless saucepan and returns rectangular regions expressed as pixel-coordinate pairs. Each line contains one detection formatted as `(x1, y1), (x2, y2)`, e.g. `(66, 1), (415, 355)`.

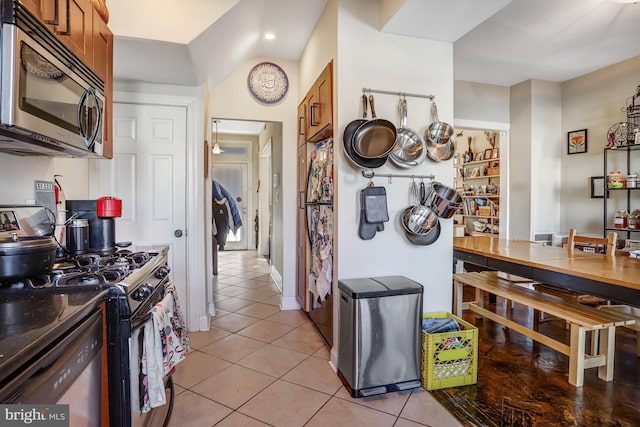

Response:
(425, 101), (455, 162)
(427, 182), (462, 218)
(389, 98), (426, 168)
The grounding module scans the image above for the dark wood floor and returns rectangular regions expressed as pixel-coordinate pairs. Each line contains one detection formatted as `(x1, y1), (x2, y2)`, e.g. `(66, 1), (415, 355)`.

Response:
(431, 296), (640, 427)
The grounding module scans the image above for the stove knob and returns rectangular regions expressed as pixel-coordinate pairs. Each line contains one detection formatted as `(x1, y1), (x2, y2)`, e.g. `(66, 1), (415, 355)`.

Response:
(132, 283), (154, 301)
(155, 265), (171, 279)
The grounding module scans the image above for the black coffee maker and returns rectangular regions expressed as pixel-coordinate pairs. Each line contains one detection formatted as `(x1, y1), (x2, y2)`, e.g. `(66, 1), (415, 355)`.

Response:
(66, 199), (121, 255)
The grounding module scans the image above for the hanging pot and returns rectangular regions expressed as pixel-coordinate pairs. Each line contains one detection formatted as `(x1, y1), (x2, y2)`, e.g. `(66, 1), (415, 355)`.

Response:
(343, 95), (387, 169)
(425, 101), (455, 161)
(427, 182), (462, 218)
(389, 98), (426, 168)
(400, 207), (441, 246)
(351, 95), (397, 159)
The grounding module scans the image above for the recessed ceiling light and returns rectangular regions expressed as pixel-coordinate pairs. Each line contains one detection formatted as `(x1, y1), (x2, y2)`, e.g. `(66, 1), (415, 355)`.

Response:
(264, 33), (276, 40)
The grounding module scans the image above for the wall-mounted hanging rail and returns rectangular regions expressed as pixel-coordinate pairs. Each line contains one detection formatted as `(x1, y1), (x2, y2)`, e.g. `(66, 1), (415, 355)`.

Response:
(362, 88), (434, 100)
(362, 169), (435, 182)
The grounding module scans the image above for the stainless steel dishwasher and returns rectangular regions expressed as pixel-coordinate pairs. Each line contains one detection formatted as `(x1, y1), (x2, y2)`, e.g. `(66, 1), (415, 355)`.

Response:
(337, 276), (423, 398)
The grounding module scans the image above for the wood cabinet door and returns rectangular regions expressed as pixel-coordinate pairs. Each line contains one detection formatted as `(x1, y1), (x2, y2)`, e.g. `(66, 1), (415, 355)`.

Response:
(19, 0), (43, 18)
(41, 0), (68, 33)
(315, 64), (333, 133)
(92, 8), (113, 158)
(307, 62), (333, 142)
(58, 0), (92, 65)
(295, 143), (308, 309)
(297, 98), (307, 147)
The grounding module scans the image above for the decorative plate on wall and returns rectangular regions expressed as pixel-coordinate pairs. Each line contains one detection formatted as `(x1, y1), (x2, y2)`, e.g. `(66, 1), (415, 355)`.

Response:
(247, 62), (288, 104)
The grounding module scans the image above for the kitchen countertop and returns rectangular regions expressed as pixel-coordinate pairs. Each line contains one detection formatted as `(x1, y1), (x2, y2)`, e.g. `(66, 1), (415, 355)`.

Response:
(0, 288), (107, 385)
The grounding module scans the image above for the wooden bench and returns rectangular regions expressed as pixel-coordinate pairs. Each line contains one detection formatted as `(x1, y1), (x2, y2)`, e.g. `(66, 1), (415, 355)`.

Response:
(453, 271), (636, 387)
(597, 305), (640, 356)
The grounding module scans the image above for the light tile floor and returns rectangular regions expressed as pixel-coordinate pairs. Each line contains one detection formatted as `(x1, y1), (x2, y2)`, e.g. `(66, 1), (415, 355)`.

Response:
(169, 250), (462, 427)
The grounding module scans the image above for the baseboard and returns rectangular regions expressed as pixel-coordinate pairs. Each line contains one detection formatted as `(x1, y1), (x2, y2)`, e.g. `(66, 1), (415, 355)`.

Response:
(281, 296), (301, 310)
(329, 348), (339, 373)
(270, 265), (283, 292)
(198, 315), (210, 331)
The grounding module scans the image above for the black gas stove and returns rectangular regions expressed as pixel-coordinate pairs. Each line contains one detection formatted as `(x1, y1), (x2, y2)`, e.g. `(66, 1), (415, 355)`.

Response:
(0, 244), (174, 427)
(0, 245), (171, 316)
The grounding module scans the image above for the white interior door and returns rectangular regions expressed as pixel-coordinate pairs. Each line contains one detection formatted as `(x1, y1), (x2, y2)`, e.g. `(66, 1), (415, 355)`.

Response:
(109, 103), (187, 300)
(212, 164), (248, 250)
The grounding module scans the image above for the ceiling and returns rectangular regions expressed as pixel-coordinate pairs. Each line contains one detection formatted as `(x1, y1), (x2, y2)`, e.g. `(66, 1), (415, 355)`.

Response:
(108, 0), (640, 88)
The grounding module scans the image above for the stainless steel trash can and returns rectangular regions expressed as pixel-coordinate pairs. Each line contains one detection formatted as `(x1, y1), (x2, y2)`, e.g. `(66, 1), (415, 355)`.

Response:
(337, 276), (423, 398)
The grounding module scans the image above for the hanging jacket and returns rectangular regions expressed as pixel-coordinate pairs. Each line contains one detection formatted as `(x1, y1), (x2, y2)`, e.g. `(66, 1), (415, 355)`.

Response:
(213, 180), (243, 232)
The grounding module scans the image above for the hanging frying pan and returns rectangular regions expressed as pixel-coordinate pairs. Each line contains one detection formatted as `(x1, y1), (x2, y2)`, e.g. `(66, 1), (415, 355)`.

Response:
(352, 94), (397, 159)
(343, 95), (387, 169)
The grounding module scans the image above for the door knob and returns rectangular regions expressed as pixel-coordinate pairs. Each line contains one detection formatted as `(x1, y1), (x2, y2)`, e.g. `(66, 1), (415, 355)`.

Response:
(174, 229), (183, 238)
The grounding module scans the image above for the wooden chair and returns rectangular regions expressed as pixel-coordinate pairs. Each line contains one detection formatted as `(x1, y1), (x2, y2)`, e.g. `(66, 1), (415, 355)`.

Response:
(526, 230), (616, 313)
(567, 228), (617, 257)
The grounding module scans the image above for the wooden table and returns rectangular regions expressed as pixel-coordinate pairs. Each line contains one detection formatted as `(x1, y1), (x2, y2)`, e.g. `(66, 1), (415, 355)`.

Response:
(454, 236), (640, 306)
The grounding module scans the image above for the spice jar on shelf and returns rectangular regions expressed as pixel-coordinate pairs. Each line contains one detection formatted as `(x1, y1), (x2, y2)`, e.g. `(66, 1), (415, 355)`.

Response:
(614, 210), (628, 228)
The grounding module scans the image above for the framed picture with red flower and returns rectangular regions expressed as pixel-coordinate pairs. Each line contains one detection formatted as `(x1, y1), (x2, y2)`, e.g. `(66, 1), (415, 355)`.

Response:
(568, 129), (587, 154)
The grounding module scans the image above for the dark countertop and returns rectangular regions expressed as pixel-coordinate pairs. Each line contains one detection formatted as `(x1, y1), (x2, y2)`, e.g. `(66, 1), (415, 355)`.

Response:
(0, 288), (107, 385)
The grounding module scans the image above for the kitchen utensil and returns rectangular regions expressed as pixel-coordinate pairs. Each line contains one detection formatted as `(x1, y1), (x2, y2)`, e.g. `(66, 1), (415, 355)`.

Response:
(66, 218), (89, 255)
(343, 96), (387, 169)
(401, 205), (438, 235)
(0, 235), (57, 280)
(362, 186), (389, 224)
(389, 98), (426, 168)
(425, 101), (455, 161)
(427, 182), (463, 218)
(352, 95), (397, 159)
(400, 207), (441, 246)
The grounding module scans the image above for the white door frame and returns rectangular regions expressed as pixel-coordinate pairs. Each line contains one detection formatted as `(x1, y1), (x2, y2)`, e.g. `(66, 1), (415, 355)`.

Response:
(90, 90), (207, 332)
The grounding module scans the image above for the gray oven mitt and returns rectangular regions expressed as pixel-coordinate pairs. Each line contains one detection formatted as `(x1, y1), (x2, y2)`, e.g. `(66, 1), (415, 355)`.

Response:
(362, 186), (389, 224)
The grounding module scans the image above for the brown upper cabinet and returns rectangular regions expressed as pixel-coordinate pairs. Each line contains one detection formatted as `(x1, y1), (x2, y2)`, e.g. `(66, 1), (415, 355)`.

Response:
(305, 61), (333, 143)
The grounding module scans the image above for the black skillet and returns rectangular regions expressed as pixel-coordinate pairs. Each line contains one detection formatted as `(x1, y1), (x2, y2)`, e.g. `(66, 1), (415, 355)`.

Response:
(343, 95), (387, 169)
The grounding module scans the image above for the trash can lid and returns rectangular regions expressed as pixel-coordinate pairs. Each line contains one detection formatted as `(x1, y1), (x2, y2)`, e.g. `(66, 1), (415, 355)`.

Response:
(338, 276), (423, 299)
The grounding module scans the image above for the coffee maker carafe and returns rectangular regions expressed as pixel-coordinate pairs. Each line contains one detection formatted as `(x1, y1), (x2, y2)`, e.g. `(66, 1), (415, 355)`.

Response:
(66, 197), (122, 254)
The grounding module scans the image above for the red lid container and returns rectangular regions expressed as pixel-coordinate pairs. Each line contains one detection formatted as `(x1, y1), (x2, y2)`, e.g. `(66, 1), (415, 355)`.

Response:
(96, 197), (122, 218)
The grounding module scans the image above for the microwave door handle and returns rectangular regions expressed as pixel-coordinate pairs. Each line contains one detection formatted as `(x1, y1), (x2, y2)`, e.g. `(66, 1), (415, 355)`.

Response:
(77, 89), (90, 146)
(77, 89), (88, 138)
(87, 89), (101, 147)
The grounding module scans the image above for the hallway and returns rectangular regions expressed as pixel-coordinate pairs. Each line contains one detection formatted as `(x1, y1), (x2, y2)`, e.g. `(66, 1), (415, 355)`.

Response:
(168, 250), (461, 426)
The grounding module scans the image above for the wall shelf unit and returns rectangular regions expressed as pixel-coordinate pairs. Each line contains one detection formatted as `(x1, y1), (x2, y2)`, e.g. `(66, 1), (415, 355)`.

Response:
(454, 134), (501, 236)
(603, 144), (640, 240)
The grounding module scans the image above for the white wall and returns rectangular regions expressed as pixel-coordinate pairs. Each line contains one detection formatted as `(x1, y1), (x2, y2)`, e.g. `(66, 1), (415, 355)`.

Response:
(509, 81), (533, 239)
(530, 80), (562, 236)
(0, 156), (90, 204)
(336, 0), (454, 320)
(561, 56), (640, 234)
(208, 57), (299, 309)
(454, 80), (510, 124)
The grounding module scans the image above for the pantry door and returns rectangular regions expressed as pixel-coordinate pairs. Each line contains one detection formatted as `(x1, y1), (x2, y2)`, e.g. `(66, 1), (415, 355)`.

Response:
(97, 102), (187, 301)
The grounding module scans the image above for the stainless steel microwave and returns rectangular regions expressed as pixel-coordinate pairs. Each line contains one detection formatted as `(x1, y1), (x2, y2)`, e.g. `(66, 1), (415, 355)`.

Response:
(0, 6), (104, 158)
